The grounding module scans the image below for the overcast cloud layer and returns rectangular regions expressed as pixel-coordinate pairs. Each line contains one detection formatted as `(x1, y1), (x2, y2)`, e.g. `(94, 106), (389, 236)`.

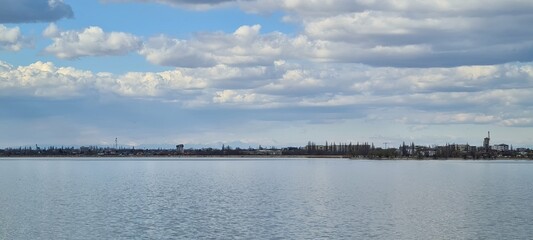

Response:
(1, 0), (533, 147)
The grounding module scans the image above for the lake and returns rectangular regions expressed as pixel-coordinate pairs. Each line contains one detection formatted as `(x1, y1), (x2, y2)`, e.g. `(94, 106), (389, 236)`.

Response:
(1, 158), (532, 239)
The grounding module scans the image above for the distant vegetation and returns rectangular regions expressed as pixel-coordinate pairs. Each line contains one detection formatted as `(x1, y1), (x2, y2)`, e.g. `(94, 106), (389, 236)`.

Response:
(1, 142), (531, 159)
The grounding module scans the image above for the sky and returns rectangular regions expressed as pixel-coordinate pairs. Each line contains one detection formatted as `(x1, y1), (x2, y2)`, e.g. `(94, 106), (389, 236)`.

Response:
(1, 0), (533, 149)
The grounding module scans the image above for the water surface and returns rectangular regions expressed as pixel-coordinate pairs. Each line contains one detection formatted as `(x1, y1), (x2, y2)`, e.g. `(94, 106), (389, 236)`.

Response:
(1, 158), (532, 239)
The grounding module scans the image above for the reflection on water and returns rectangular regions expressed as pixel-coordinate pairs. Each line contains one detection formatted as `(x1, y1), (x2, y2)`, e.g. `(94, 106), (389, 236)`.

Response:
(1, 159), (532, 239)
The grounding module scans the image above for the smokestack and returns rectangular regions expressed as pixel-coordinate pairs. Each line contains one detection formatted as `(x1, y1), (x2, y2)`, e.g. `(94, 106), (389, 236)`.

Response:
(488, 131), (490, 139)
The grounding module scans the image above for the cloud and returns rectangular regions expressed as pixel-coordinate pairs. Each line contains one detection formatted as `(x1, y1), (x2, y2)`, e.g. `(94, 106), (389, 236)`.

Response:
(103, 0), (239, 10)
(2, 60), (533, 127)
(242, 0), (533, 17)
(393, 111), (501, 125)
(0, 61), (93, 98)
(502, 118), (533, 127)
(0, 60), (208, 98)
(0, 0), (73, 23)
(43, 24), (142, 59)
(42, 22), (60, 38)
(99, 70), (208, 97)
(136, 24), (356, 68)
(0, 25), (31, 51)
(139, 35), (216, 68)
(153, 0), (533, 67)
(140, 25), (292, 68)
(213, 89), (248, 103)
(29, 1), (533, 67)
(138, 13), (533, 68)
(293, 8), (533, 67)
(262, 69), (324, 92)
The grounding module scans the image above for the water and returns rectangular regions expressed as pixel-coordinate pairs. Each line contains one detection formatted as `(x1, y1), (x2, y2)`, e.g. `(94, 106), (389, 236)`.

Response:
(1, 158), (532, 239)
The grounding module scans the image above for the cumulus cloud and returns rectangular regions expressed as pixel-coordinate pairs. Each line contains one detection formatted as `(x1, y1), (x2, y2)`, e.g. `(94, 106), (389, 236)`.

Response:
(0, 61), (93, 97)
(0, 25), (30, 51)
(2, 60), (533, 127)
(140, 35), (216, 68)
(130, 0), (533, 67)
(0, 0), (73, 23)
(103, 70), (208, 97)
(0, 60), (208, 99)
(138, 15), (533, 68)
(140, 25), (293, 67)
(213, 90), (259, 104)
(43, 24), (142, 59)
(103, 0), (239, 9)
(31, 0), (532, 67)
(5, 0), (533, 145)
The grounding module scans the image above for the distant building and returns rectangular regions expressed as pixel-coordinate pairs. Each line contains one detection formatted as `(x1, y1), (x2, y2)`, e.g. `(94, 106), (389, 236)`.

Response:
(516, 148), (529, 152)
(469, 146), (477, 152)
(256, 149), (282, 155)
(493, 144), (509, 152)
(176, 144), (184, 154)
(427, 149), (436, 157)
(80, 146), (90, 153)
(451, 144), (469, 152)
(516, 148), (529, 157)
(306, 145), (327, 151)
(483, 132), (491, 152)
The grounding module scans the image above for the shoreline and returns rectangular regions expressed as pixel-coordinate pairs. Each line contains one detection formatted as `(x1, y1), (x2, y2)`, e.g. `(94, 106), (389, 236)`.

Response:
(0, 155), (531, 160)
(0, 155), (348, 159)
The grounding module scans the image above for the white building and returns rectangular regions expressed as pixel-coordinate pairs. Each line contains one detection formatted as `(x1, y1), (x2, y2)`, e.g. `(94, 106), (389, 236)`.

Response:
(492, 144), (509, 152)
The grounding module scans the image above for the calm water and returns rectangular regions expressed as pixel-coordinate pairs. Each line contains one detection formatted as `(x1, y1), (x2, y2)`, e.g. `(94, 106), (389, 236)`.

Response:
(1, 158), (532, 239)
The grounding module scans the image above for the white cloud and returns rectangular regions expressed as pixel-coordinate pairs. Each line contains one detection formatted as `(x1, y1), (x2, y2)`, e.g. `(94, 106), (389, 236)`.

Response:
(0, 61), (93, 97)
(243, 0), (533, 17)
(43, 25), (142, 59)
(137, 13), (533, 68)
(213, 89), (278, 108)
(303, 11), (469, 42)
(103, 0), (238, 10)
(214, 89), (258, 103)
(0, 25), (29, 51)
(42, 23), (60, 38)
(259, 68), (325, 96)
(101, 70), (208, 97)
(502, 118), (533, 127)
(0, 60), (210, 99)
(404, 112), (500, 125)
(32, 1), (533, 67)
(2, 60), (533, 127)
(140, 35), (216, 68)
(140, 25), (292, 67)
(244, 0), (533, 67)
